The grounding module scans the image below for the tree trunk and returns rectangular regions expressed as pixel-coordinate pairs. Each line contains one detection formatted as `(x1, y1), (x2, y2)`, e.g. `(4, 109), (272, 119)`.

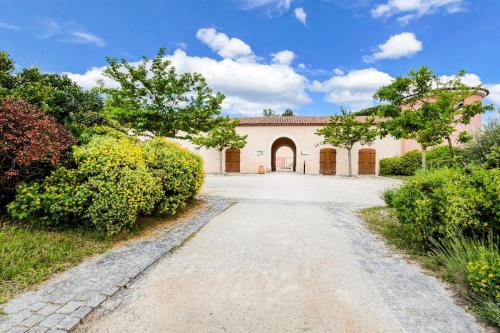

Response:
(219, 149), (223, 174)
(446, 136), (455, 158)
(348, 149), (352, 177)
(421, 147), (427, 171)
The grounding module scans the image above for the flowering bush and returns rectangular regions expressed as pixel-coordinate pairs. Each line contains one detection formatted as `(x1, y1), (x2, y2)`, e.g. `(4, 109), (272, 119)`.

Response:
(144, 137), (204, 216)
(0, 98), (75, 206)
(386, 167), (499, 251)
(8, 127), (204, 236)
(467, 249), (500, 301)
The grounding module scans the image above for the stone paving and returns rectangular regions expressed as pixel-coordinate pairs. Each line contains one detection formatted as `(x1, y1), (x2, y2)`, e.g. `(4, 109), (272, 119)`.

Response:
(0, 198), (233, 333)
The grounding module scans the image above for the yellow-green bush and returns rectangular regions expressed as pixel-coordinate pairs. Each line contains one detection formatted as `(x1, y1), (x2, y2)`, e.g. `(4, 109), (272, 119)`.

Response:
(386, 167), (499, 251)
(8, 127), (204, 236)
(467, 249), (500, 301)
(144, 137), (204, 216)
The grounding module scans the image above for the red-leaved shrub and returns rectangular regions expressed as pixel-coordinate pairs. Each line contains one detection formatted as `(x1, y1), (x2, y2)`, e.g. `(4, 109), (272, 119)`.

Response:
(0, 98), (75, 205)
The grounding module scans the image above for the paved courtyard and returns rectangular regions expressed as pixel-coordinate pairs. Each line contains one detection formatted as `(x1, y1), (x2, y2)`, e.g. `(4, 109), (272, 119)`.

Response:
(77, 174), (481, 333)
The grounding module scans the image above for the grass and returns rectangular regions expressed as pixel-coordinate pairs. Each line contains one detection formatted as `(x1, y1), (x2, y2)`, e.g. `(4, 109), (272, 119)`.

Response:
(0, 200), (204, 305)
(359, 207), (500, 329)
(0, 221), (111, 304)
(381, 175), (413, 181)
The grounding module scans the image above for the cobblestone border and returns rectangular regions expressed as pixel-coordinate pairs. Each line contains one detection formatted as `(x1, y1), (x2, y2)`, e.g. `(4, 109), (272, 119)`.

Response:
(0, 198), (233, 333)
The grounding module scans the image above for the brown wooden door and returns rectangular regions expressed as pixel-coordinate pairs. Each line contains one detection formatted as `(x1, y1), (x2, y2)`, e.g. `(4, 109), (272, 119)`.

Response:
(225, 148), (240, 173)
(320, 148), (336, 175)
(358, 149), (376, 175)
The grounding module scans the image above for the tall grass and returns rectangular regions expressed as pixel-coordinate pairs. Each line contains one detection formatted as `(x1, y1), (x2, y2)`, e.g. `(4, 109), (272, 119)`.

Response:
(431, 234), (500, 326)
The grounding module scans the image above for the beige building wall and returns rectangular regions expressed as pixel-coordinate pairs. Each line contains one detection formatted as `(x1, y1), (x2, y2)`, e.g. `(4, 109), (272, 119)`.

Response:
(177, 125), (403, 176)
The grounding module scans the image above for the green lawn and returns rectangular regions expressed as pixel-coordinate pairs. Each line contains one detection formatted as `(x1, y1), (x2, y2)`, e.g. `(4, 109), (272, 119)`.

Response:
(0, 221), (111, 304)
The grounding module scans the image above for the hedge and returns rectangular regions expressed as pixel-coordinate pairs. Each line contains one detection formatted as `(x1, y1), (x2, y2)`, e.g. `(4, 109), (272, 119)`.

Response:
(384, 167), (500, 251)
(379, 146), (464, 176)
(8, 127), (204, 236)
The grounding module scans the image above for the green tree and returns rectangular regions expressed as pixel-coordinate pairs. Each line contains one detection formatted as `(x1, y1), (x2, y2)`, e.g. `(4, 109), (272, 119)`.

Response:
(316, 108), (378, 176)
(0, 51), (105, 130)
(281, 108), (295, 116)
(262, 108), (277, 117)
(192, 117), (247, 174)
(374, 67), (493, 169)
(102, 47), (225, 138)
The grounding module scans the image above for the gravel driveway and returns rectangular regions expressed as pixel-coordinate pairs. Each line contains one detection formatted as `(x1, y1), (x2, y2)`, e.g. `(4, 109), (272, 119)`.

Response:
(78, 174), (482, 333)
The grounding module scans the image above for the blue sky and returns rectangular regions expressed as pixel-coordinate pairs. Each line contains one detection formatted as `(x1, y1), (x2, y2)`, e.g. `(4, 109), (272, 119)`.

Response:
(1, 0), (499, 118)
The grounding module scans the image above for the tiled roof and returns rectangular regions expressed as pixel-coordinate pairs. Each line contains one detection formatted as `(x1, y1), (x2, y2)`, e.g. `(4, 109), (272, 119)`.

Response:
(234, 116), (369, 126)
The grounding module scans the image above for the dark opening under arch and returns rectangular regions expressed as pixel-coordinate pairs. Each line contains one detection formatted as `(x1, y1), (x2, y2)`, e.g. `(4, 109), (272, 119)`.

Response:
(271, 137), (297, 172)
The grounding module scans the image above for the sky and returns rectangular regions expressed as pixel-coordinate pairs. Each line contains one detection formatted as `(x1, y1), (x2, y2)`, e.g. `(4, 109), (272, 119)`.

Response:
(1, 0), (499, 119)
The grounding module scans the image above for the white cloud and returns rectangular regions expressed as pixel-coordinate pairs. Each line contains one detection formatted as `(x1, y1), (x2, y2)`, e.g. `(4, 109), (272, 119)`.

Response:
(485, 84), (500, 106)
(371, 0), (465, 23)
(272, 50), (296, 65)
(311, 68), (394, 108)
(240, 0), (293, 11)
(0, 22), (21, 31)
(69, 31), (106, 47)
(294, 7), (307, 25)
(333, 68), (344, 75)
(439, 73), (482, 87)
(196, 28), (254, 61)
(364, 32), (422, 63)
(39, 18), (105, 47)
(64, 41), (310, 116)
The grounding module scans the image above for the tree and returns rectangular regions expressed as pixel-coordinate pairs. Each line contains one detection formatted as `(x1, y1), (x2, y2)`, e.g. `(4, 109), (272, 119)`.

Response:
(102, 48), (225, 138)
(0, 98), (75, 206)
(192, 117), (247, 174)
(374, 67), (493, 169)
(262, 108), (277, 117)
(0, 52), (105, 131)
(316, 108), (378, 176)
(282, 108), (295, 116)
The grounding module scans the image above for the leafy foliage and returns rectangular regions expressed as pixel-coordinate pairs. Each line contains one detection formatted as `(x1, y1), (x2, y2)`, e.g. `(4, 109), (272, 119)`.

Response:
(0, 52), (105, 130)
(0, 99), (75, 206)
(192, 118), (247, 152)
(102, 47), (224, 138)
(144, 137), (204, 215)
(281, 108), (295, 116)
(385, 167), (500, 251)
(316, 108), (378, 176)
(8, 128), (204, 236)
(374, 67), (493, 169)
(262, 108), (277, 117)
(466, 119), (500, 168)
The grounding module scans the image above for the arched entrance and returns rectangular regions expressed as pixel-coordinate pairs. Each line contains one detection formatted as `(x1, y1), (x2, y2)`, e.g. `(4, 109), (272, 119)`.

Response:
(225, 148), (240, 173)
(358, 148), (376, 175)
(271, 137), (296, 172)
(320, 148), (336, 175)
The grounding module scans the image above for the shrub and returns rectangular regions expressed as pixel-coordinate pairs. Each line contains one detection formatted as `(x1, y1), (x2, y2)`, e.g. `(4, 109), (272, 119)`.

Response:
(8, 128), (205, 236)
(432, 235), (500, 326)
(386, 167), (498, 251)
(427, 145), (464, 169)
(466, 119), (500, 168)
(0, 99), (75, 207)
(379, 157), (400, 176)
(8, 133), (162, 235)
(144, 137), (204, 216)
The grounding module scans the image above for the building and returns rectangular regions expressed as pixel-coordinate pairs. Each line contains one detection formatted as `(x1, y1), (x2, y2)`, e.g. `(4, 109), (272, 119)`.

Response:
(179, 90), (487, 176)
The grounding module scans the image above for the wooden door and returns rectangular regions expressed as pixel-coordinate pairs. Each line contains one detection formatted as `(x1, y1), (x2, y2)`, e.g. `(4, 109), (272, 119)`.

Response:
(320, 148), (336, 175)
(225, 148), (240, 173)
(358, 149), (376, 175)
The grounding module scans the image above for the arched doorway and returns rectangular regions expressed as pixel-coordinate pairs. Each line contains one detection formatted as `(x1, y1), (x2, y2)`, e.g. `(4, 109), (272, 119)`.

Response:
(320, 148), (336, 175)
(271, 137), (296, 172)
(225, 148), (240, 173)
(358, 148), (376, 175)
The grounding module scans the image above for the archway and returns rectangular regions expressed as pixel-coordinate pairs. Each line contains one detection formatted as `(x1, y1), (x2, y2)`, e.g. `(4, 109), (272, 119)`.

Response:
(271, 137), (297, 172)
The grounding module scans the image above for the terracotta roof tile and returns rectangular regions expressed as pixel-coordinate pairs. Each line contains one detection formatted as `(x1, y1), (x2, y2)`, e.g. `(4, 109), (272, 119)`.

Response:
(234, 116), (369, 126)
